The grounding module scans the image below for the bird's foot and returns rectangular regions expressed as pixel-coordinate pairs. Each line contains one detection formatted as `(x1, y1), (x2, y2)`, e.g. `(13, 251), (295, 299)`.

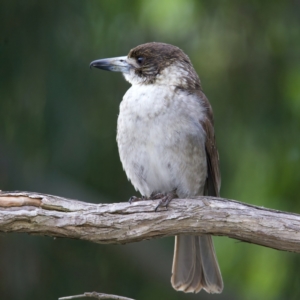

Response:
(129, 191), (177, 211)
(154, 191), (178, 212)
(149, 192), (165, 200)
(128, 195), (148, 204)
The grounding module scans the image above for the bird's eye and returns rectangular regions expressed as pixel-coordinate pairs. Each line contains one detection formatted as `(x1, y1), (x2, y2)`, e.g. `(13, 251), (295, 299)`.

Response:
(137, 57), (144, 64)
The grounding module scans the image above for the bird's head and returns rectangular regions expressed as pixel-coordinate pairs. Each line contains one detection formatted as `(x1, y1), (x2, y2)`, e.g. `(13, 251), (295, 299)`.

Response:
(90, 42), (201, 90)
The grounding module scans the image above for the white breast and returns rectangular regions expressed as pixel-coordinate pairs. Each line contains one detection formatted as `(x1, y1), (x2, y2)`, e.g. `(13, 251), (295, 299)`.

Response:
(117, 83), (207, 198)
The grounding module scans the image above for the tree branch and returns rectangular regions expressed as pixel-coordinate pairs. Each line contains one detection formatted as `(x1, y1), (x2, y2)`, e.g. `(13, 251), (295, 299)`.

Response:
(0, 191), (300, 252)
(59, 291), (135, 300)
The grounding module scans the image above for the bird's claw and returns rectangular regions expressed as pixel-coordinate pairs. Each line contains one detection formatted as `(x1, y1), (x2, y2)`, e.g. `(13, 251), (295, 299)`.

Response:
(129, 192), (177, 211)
(128, 196), (138, 204)
(154, 191), (177, 212)
(128, 195), (147, 204)
(150, 192), (165, 200)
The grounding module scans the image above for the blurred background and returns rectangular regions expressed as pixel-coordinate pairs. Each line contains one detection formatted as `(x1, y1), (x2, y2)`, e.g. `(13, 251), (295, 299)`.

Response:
(1, 0), (300, 299)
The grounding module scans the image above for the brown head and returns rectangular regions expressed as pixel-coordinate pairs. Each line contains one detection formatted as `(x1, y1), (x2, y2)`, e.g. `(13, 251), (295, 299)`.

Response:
(90, 42), (201, 89)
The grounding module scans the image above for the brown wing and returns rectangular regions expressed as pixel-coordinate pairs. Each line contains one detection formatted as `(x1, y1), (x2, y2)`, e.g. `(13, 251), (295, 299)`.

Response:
(199, 92), (221, 197)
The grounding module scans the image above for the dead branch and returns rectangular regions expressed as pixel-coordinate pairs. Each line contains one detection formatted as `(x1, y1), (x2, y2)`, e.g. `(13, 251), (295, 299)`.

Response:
(0, 191), (300, 252)
(59, 291), (135, 300)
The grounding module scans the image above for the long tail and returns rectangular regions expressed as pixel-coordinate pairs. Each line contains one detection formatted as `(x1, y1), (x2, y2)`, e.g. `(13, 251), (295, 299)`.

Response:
(171, 234), (223, 293)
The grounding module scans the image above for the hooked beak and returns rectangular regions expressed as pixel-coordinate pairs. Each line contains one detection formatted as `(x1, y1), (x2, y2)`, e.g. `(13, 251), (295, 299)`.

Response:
(90, 56), (131, 74)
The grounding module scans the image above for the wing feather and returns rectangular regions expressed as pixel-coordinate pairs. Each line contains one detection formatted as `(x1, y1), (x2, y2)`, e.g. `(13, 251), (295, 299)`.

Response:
(198, 92), (221, 197)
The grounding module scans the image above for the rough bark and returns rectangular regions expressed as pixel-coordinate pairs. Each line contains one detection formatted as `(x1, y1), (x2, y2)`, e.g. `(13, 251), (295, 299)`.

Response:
(59, 291), (135, 300)
(0, 191), (300, 252)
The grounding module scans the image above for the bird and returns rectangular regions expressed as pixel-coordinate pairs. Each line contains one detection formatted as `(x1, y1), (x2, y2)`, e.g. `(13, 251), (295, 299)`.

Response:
(90, 42), (223, 294)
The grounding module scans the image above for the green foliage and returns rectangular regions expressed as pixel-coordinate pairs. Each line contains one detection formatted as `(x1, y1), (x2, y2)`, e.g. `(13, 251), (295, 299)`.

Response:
(0, 0), (300, 299)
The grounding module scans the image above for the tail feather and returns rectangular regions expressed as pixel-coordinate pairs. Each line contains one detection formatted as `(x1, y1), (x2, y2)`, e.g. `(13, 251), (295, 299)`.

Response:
(171, 235), (200, 292)
(171, 235), (223, 293)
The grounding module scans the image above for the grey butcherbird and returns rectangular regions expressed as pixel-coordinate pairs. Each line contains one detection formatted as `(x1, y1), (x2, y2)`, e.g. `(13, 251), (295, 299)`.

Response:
(90, 42), (223, 294)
